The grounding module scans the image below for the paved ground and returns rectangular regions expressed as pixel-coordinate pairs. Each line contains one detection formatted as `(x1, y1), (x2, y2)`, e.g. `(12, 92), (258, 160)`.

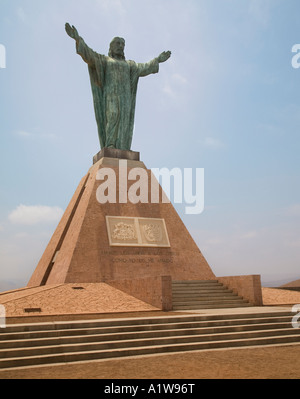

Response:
(0, 344), (299, 379)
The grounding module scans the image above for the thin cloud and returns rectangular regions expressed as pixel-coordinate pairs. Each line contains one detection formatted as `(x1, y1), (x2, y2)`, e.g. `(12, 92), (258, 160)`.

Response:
(172, 73), (188, 85)
(192, 223), (300, 281)
(95, 0), (126, 17)
(257, 123), (284, 137)
(162, 73), (189, 102)
(248, 0), (272, 28)
(15, 130), (57, 140)
(285, 204), (300, 217)
(16, 7), (27, 23)
(240, 231), (258, 240)
(16, 130), (33, 138)
(202, 137), (225, 149)
(8, 205), (63, 225)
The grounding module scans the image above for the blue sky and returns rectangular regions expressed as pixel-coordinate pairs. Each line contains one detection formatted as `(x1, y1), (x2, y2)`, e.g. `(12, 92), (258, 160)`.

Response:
(0, 0), (300, 290)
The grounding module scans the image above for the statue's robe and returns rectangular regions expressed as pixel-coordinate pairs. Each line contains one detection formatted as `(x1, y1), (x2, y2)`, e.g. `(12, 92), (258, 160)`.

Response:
(76, 37), (159, 150)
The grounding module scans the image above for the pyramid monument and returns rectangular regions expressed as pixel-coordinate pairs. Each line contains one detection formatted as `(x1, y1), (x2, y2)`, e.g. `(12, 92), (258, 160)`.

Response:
(28, 150), (215, 287)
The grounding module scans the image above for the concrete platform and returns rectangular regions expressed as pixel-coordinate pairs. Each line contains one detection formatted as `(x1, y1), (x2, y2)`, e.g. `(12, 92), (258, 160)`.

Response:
(177, 306), (294, 315)
(0, 305), (299, 370)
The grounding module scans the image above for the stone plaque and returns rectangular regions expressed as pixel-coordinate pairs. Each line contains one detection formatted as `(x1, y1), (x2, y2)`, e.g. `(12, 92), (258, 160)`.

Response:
(106, 216), (170, 247)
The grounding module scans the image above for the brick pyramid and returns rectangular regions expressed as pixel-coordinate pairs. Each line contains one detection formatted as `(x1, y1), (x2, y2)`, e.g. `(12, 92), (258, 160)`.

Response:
(28, 152), (215, 287)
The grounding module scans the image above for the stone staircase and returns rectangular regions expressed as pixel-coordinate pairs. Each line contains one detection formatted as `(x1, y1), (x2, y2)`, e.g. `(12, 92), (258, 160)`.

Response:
(172, 280), (252, 310)
(0, 310), (299, 369)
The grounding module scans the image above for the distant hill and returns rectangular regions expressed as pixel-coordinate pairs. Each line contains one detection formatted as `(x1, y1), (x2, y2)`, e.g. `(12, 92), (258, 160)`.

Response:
(281, 278), (300, 288)
(261, 273), (300, 287)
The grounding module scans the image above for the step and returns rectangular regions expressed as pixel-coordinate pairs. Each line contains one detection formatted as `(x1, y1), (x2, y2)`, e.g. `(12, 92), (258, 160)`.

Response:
(172, 291), (235, 296)
(172, 299), (250, 305)
(172, 303), (253, 310)
(171, 280), (250, 310)
(172, 285), (224, 290)
(1, 311), (294, 334)
(172, 299), (251, 304)
(0, 321), (295, 350)
(172, 280), (220, 284)
(0, 315), (294, 342)
(173, 296), (248, 303)
(0, 332), (299, 369)
(1, 325), (299, 359)
(172, 282), (223, 288)
(172, 289), (233, 295)
(0, 311), (298, 369)
(172, 296), (242, 302)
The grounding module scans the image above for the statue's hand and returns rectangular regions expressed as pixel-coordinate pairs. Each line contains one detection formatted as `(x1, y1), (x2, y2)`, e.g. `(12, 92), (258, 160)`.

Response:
(157, 51), (171, 63)
(65, 23), (79, 41)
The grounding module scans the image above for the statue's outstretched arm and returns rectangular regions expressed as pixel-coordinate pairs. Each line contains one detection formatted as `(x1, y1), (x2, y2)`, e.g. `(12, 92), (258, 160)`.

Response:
(65, 23), (80, 42)
(65, 23), (97, 66)
(157, 51), (172, 63)
(137, 50), (171, 78)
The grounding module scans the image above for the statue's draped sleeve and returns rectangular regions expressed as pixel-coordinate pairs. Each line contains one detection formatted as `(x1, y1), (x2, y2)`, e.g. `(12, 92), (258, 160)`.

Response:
(137, 58), (159, 77)
(129, 58), (159, 87)
(76, 37), (96, 65)
(124, 58), (159, 149)
(76, 37), (107, 148)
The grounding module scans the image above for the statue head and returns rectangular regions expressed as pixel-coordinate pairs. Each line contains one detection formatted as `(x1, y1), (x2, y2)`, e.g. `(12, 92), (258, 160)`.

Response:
(109, 37), (125, 60)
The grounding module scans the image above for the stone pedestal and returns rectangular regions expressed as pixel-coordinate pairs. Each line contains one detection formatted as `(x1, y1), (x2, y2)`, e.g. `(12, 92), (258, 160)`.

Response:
(93, 148), (140, 164)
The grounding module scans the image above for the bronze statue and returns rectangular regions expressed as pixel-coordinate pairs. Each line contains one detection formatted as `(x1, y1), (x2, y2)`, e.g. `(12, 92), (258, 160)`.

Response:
(65, 23), (171, 150)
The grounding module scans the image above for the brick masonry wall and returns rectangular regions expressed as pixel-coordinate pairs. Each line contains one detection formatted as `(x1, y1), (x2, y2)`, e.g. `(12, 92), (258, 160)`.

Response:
(0, 284), (159, 317)
(107, 276), (173, 311)
(218, 275), (263, 306)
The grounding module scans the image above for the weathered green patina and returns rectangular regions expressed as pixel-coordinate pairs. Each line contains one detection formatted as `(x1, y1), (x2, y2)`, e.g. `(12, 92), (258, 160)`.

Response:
(65, 23), (171, 150)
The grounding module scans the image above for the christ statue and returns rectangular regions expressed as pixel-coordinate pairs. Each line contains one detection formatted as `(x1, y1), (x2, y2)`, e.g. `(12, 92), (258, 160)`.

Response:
(65, 23), (171, 150)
